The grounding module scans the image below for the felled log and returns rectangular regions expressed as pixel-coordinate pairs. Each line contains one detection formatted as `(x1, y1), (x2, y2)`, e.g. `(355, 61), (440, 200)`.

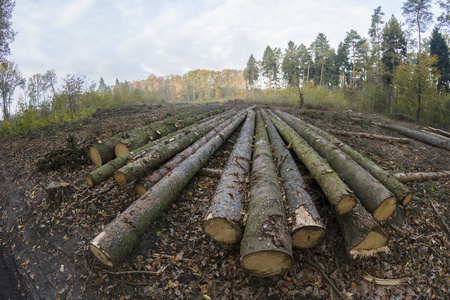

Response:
(426, 127), (450, 139)
(89, 109), (248, 267)
(394, 171), (450, 183)
(328, 129), (410, 144)
(335, 201), (389, 258)
(267, 112), (356, 215)
(421, 130), (450, 142)
(114, 111), (240, 186)
(135, 108), (253, 195)
(378, 122), (450, 151)
(197, 168), (222, 179)
(86, 111), (232, 187)
(114, 108), (224, 157)
(262, 110), (325, 248)
(304, 123), (413, 206)
(240, 111), (292, 277)
(275, 110), (396, 222)
(202, 110), (256, 244)
(88, 105), (220, 166)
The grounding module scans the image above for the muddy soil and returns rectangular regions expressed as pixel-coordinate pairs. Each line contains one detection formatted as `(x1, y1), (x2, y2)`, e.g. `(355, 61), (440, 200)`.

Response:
(0, 101), (448, 299)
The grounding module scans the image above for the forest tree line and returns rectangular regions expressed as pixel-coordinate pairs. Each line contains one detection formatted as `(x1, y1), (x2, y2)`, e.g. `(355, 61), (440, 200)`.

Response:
(1, 0), (450, 136)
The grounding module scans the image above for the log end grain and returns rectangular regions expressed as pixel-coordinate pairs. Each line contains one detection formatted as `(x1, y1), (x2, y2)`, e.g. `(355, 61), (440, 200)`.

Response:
(89, 145), (103, 167)
(292, 226), (325, 249)
(373, 196), (397, 222)
(241, 250), (293, 277)
(203, 217), (243, 244)
(401, 192), (413, 206)
(89, 231), (114, 267)
(114, 170), (128, 186)
(136, 182), (147, 196)
(350, 230), (389, 258)
(86, 174), (94, 187)
(115, 142), (130, 158)
(335, 195), (357, 215)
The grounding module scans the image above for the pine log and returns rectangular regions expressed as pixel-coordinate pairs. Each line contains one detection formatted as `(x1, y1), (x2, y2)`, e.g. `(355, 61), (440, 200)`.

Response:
(89, 105), (220, 166)
(328, 129), (411, 144)
(421, 130), (450, 142)
(303, 123), (413, 206)
(267, 112), (356, 215)
(89, 109), (248, 267)
(202, 110), (256, 244)
(261, 110), (325, 248)
(86, 110), (233, 187)
(394, 171), (450, 183)
(426, 127), (450, 139)
(335, 201), (389, 258)
(379, 122), (450, 151)
(114, 108), (224, 157)
(275, 110), (397, 222)
(114, 111), (242, 186)
(240, 111), (293, 277)
(135, 108), (253, 195)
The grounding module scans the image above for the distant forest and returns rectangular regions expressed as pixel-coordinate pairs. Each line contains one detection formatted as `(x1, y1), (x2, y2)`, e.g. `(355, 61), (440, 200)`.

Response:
(1, 1), (450, 136)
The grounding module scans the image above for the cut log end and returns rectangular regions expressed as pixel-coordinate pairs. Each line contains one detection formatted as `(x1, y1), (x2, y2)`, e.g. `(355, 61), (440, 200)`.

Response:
(86, 174), (94, 187)
(402, 192), (413, 206)
(89, 232), (114, 267)
(136, 183), (147, 196)
(89, 146), (103, 167)
(114, 171), (128, 186)
(352, 229), (388, 253)
(241, 250), (293, 277)
(373, 197), (397, 222)
(351, 246), (389, 259)
(292, 227), (325, 249)
(115, 142), (130, 158)
(335, 195), (356, 215)
(203, 218), (242, 244)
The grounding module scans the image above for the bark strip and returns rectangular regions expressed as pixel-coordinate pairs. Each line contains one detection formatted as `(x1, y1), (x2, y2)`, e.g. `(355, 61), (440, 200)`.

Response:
(302, 122), (413, 206)
(267, 112), (355, 215)
(261, 110), (325, 248)
(89, 105), (220, 166)
(275, 110), (396, 222)
(202, 110), (256, 244)
(240, 111), (293, 277)
(89, 109), (249, 267)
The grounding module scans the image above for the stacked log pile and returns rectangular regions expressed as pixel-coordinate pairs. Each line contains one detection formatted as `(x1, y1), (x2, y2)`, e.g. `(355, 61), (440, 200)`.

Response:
(83, 106), (447, 277)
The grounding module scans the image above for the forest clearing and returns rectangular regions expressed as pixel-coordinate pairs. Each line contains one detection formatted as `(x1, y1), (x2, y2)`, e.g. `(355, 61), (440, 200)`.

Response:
(0, 101), (448, 299)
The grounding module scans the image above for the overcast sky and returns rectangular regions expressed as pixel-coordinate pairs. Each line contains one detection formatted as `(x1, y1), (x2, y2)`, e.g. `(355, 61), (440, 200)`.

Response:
(9, 0), (442, 87)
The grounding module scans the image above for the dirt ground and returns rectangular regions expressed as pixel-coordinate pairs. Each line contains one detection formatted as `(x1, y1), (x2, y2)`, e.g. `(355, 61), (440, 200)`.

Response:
(0, 101), (448, 299)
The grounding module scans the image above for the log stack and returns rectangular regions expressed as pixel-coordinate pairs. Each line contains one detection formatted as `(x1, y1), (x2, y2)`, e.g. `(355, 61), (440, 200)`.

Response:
(84, 105), (441, 276)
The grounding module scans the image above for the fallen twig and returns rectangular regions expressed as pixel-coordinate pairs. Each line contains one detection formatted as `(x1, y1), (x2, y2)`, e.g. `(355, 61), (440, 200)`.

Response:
(363, 272), (412, 286)
(107, 264), (169, 276)
(194, 245), (237, 287)
(427, 198), (450, 236)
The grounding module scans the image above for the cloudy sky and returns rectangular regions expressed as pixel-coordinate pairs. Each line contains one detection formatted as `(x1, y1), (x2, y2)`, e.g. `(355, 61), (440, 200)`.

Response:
(9, 0), (442, 87)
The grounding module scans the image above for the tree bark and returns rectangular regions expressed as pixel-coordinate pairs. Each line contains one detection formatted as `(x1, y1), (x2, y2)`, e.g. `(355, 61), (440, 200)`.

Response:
(394, 171), (450, 183)
(114, 111), (242, 186)
(89, 109), (249, 267)
(275, 110), (396, 222)
(421, 130), (450, 142)
(202, 110), (256, 244)
(86, 110), (233, 187)
(89, 105), (220, 166)
(426, 127), (450, 139)
(261, 110), (325, 248)
(335, 201), (389, 258)
(303, 124), (412, 206)
(378, 122), (450, 151)
(267, 111), (356, 215)
(136, 108), (254, 195)
(240, 111), (293, 277)
(114, 107), (224, 157)
(197, 168), (222, 179)
(328, 129), (411, 144)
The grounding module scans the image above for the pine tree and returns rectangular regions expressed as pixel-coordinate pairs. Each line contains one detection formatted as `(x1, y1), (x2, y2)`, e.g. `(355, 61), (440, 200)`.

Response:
(430, 27), (450, 90)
